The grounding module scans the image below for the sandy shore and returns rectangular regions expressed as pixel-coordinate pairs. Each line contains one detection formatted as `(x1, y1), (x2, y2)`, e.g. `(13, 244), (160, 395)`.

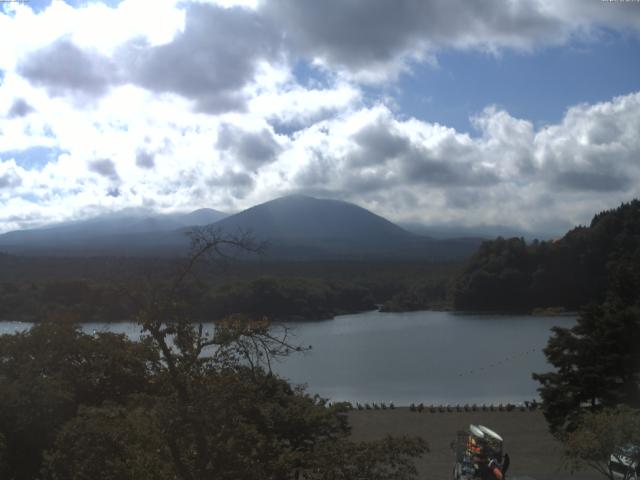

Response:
(348, 409), (601, 480)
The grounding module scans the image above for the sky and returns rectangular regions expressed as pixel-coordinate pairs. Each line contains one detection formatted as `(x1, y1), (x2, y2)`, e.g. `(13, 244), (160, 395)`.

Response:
(0, 0), (639, 235)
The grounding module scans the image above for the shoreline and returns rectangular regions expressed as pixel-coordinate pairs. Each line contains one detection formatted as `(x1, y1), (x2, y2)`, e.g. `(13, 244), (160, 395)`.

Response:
(0, 306), (580, 324)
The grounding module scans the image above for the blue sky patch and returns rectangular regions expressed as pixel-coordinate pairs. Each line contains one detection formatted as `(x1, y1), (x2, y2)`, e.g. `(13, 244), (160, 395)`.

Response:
(395, 32), (640, 133)
(292, 61), (334, 90)
(1, 146), (64, 171)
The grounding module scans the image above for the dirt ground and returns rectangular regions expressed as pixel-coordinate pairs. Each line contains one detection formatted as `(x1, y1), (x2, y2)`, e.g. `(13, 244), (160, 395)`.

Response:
(348, 408), (602, 480)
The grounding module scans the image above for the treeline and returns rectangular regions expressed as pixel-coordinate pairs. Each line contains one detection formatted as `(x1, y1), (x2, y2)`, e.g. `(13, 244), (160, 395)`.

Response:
(379, 278), (449, 312)
(201, 277), (375, 321)
(452, 200), (640, 312)
(0, 277), (375, 323)
(0, 280), (134, 322)
(0, 257), (459, 322)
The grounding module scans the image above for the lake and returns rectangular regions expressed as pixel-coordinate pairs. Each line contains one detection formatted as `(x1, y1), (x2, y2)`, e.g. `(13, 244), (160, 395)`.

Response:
(0, 310), (573, 405)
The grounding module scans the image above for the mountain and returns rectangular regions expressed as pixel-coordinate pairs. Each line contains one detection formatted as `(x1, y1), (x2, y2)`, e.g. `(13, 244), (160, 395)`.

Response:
(177, 208), (227, 226)
(0, 196), (481, 259)
(213, 195), (410, 240)
(211, 195), (480, 260)
(0, 208), (227, 254)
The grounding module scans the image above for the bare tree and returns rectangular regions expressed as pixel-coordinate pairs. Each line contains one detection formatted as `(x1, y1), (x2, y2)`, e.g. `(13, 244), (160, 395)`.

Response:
(136, 226), (302, 479)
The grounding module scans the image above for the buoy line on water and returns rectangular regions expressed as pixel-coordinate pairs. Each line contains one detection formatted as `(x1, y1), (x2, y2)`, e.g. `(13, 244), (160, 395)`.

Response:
(456, 348), (538, 377)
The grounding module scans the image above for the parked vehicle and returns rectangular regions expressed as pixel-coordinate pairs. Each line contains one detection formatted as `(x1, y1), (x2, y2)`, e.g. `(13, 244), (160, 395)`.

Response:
(609, 444), (640, 480)
(453, 424), (506, 480)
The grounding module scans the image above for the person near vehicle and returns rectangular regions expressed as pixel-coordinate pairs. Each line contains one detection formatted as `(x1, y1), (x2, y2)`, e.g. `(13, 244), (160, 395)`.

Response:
(502, 453), (510, 478)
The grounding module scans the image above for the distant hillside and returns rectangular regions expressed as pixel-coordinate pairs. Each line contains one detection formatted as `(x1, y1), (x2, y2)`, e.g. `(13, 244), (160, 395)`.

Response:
(214, 195), (411, 241)
(212, 195), (412, 259)
(0, 208), (227, 254)
(211, 195), (481, 260)
(0, 195), (481, 260)
(400, 222), (556, 241)
(452, 200), (640, 312)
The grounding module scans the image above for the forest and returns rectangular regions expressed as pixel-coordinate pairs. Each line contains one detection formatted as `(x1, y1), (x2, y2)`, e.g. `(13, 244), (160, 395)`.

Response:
(452, 200), (640, 312)
(0, 254), (457, 322)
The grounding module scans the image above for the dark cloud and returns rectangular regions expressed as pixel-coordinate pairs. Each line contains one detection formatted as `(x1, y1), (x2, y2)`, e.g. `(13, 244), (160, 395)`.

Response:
(12, 0), (640, 120)
(554, 170), (632, 192)
(208, 169), (255, 199)
(400, 149), (499, 186)
(217, 124), (281, 170)
(344, 169), (397, 194)
(88, 159), (120, 181)
(587, 119), (622, 146)
(135, 150), (155, 169)
(444, 188), (483, 209)
(0, 169), (22, 189)
(294, 150), (333, 187)
(350, 121), (408, 166)
(344, 115), (499, 187)
(8, 98), (35, 118)
(293, 111), (503, 197)
(18, 39), (120, 98)
(263, 0), (566, 75)
(127, 3), (281, 113)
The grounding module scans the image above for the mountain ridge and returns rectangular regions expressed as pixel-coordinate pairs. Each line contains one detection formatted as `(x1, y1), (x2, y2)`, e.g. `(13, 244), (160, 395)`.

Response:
(211, 195), (414, 241)
(0, 196), (481, 260)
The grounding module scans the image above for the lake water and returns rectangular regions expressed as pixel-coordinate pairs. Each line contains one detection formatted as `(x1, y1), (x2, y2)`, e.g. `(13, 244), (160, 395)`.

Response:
(0, 310), (574, 405)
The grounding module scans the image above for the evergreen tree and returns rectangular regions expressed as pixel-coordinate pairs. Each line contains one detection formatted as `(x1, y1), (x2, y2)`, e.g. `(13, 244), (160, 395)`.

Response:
(533, 306), (640, 435)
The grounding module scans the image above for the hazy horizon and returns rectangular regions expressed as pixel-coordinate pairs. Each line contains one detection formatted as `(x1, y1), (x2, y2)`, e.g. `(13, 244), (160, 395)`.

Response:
(0, 193), (576, 239)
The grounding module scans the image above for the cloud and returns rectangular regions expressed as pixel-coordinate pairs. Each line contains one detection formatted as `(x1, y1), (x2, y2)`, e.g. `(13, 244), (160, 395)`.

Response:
(7, 98), (35, 118)
(260, 0), (640, 81)
(256, 1), (554, 79)
(207, 169), (255, 199)
(0, 89), (638, 235)
(1, 1), (639, 235)
(350, 119), (408, 166)
(251, 81), (361, 134)
(135, 150), (155, 169)
(280, 91), (640, 232)
(400, 149), (500, 187)
(535, 92), (640, 193)
(18, 38), (120, 100)
(217, 123), (282, 171)
(8, 0), (640, 113)
(88, 158), (120, 181)
(126, 3), (281, 113)
(554, 170), (631, 192)
(292, 108), (502, 196)
(0, 164), (22, 189)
